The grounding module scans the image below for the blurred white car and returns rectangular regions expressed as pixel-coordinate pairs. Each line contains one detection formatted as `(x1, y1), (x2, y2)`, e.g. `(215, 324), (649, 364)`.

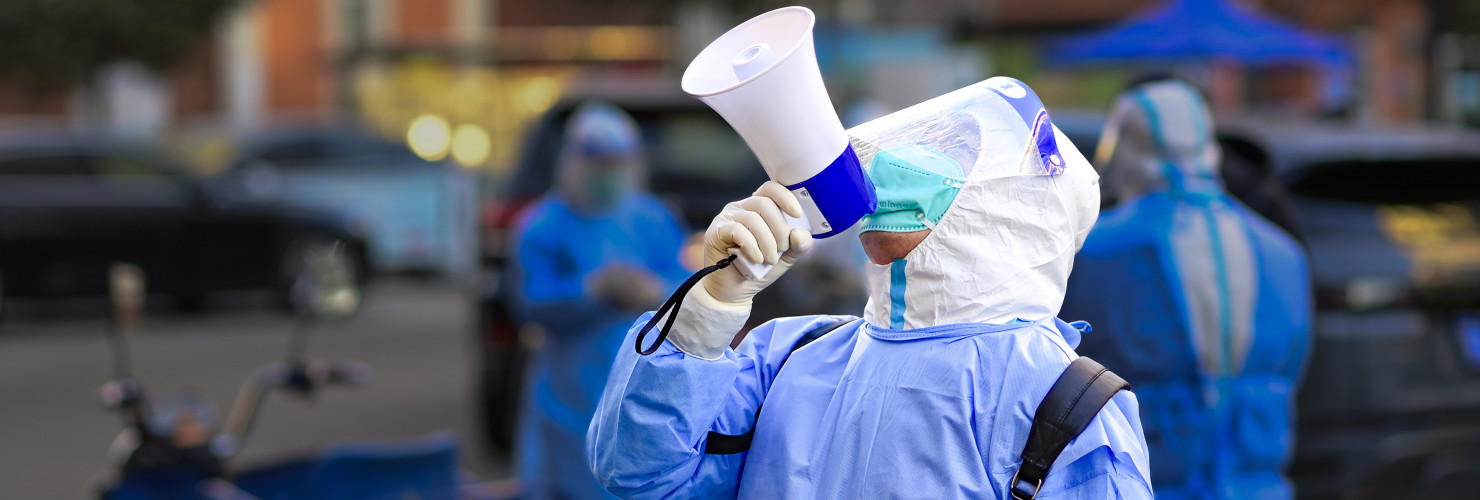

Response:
(216, 130), (476, 283)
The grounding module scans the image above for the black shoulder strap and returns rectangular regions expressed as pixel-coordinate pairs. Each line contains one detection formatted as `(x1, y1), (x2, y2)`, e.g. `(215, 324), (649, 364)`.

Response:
(703, 317), (860, 455)
(792, 317), (859, 353)
(1009, 356), (1130, 500)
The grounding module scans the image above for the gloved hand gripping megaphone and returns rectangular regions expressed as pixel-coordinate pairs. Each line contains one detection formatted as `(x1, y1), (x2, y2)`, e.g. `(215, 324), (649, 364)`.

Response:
(682, 6), (877, 280)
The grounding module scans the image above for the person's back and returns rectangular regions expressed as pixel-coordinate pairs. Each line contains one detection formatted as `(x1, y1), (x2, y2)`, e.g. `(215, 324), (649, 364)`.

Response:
(1062, 80), (1311, 499)
(743, 316), (1147, 498)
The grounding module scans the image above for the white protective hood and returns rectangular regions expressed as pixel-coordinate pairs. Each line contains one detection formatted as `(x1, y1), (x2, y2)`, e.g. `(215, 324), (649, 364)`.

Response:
(1095, 79), (1223, 201)
(848, 79), (1101, 329)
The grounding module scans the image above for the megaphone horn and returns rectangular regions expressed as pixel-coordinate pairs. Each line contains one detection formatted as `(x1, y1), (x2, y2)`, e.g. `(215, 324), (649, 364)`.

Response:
(682, 6), (877, 280)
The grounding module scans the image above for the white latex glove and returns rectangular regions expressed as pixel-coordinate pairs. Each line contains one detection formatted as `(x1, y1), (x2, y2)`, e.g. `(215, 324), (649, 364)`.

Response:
(667, 181), (814, 359)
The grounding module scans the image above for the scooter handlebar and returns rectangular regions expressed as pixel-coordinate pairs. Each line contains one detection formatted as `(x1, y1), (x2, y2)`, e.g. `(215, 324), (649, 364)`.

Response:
(325, 361), (371, 387)
(220, 359), (372, 455)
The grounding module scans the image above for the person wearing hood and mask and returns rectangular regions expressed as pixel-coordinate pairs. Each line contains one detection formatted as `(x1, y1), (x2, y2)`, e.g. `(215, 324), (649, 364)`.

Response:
(512, 101), (691, 499)
(1060, 79), (1311, 499)
(587, 79), (1153, 499)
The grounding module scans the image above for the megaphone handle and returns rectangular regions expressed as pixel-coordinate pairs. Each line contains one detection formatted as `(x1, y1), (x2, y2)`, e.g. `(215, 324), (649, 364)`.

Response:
(728, 211), (809, 281)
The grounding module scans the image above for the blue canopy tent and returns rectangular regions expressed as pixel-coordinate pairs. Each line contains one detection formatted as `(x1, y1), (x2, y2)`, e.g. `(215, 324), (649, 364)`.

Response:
(1042, 0), (1351, 67)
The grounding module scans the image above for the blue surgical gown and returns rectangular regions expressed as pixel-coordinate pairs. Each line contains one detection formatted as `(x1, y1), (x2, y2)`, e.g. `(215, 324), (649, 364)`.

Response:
(1062, 191), (1311, 499)
(588, 315), (1154, 499)
(514, 193), (690, 499)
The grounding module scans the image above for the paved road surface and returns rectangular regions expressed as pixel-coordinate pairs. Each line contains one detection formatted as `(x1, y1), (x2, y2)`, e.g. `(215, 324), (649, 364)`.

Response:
(0, 282), (505, 499)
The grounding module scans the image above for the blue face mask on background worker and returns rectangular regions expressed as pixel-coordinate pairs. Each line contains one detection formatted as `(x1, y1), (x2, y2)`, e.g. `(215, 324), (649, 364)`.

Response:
(511, 101), (692, 500)
(1060, 79), (1312, 500)
(588, 78), (1154, 499)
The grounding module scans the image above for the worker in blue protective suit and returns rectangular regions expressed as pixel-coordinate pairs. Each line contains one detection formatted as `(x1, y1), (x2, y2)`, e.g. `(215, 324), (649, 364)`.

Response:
(1060, 79), (1311, 500)
(513, 102), (691, 499)
(587, 81), (1154, 499)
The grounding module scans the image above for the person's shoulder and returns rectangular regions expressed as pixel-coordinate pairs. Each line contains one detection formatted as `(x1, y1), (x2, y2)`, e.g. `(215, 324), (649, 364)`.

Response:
(1041, 446), (1154, 499)
(754, 315), (858, 336)
(511, 197), (577, 245)
(743, 315), (859, 354)
(516, 196), (569, 227)
(1038, 388), (1153, 499)
(1081, 198), (1170, 254)
(1235, 202), (1304, 252)
(624, 193), (682, 221)
(1215, 197), (1309, 276)
(954, 322), (1079, 383)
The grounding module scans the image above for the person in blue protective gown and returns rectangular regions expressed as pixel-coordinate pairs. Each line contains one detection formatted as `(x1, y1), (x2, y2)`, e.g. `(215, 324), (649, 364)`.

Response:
(512, 102), (691, 500)
(1060, 79), (1312, 499)
(586, 86), (1154, 499)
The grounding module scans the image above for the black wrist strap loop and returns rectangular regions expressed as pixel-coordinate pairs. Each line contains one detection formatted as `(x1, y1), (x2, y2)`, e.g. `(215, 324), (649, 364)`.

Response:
(634, 254), (738, 355)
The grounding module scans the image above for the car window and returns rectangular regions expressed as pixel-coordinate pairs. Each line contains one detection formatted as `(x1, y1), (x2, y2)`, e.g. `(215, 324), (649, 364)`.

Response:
(0, 155), (94, 176)
(1289, 160), (1480, 206)
(0, 154), (192, 207)
(507, 106), (766, 199)
(1291, 161), (1480, 298)
(95, 155), (190, 190)
(97, 155), (178, 178)
(1291, 160), (1480, 259)
(645, 113), (759, 183)
(256, 137), (421, 167)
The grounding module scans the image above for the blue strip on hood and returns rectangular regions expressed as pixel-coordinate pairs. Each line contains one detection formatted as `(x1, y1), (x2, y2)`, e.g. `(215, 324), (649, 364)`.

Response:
(890, 258), (908, 329)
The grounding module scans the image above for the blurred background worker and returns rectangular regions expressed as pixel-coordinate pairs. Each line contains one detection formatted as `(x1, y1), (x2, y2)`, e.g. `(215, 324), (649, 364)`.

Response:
(511, 101), (690, 499)
(1061, 79), (1312, 499)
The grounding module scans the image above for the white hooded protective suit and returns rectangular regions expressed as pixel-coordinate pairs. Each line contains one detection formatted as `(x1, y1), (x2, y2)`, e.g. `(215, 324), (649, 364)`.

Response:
(588, 78), (1153, 499)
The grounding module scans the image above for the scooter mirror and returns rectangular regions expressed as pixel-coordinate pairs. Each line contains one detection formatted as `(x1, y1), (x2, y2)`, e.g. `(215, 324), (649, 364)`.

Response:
(288, 241), (360, 321)
(98, 378), (142, 409)
(108, 263), (146, 332)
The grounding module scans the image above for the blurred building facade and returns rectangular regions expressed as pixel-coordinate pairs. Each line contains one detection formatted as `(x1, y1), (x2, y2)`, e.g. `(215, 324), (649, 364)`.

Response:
(0, 0), (1473, 174)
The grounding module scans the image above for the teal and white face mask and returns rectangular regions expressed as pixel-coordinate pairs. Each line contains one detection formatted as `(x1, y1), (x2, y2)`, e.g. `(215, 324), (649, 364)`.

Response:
(859, 146), (966, 233)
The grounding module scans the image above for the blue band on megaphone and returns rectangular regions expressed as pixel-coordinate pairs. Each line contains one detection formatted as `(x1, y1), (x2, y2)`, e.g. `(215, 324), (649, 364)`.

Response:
(787, 144), (877, 239)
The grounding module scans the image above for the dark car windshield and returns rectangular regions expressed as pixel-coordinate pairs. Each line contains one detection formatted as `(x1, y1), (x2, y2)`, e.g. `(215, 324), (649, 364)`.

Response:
(248, 136), (423, 168)
(1289, 159), (1480, 205)
(0, 154), (94, 176)
(642, 112), (760, 183)
(1291, 159), (1480, 296)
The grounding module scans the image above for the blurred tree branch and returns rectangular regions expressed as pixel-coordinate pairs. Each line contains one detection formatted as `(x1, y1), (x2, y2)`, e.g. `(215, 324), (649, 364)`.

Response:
(0, 0), (246, 88)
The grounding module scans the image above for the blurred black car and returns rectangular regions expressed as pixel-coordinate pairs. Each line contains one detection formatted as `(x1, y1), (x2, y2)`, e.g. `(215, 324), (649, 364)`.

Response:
(0, 131), (370, 317)
(1218, 121), (1480, 500)
(475, 81), (772, 455)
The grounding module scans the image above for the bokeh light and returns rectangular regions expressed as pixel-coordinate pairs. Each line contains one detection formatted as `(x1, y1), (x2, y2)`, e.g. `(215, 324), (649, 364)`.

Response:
(451, 124), (492, 168)
(407, 114), (451, 161)
(518, 76), (559, 113)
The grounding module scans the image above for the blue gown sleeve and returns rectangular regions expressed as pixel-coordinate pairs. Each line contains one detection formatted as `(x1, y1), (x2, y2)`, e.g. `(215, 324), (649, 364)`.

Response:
(1037, 450), (1155, 499)
(1034, 391), (1155, 499)
(587, 313), (844, 499)
(512, 210), (622, 334)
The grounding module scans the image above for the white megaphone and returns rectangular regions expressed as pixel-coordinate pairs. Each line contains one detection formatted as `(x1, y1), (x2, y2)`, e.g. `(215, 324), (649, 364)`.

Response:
(682, 6), (877, 281)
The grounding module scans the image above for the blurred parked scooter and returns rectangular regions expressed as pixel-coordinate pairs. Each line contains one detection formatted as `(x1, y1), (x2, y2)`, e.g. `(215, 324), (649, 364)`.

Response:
(94, 255), (497, 500)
